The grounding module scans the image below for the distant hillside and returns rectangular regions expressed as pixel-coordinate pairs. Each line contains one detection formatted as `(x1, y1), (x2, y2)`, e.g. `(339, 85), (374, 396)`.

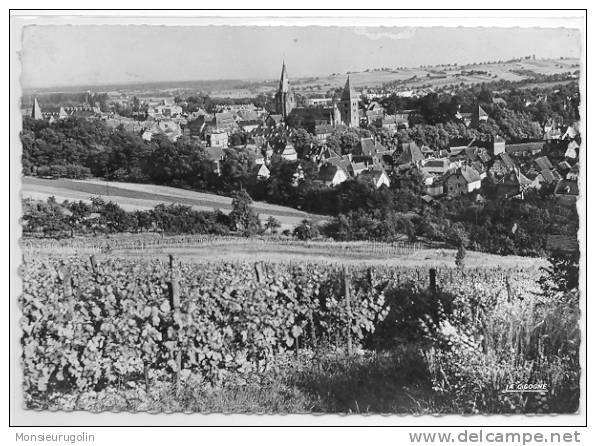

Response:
(23, 57), (580, 99)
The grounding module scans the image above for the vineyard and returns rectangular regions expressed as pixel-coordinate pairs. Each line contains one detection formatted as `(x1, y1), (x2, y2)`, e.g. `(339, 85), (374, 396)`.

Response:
(21, 234), (430, 257)
(19, 254), (580, 414)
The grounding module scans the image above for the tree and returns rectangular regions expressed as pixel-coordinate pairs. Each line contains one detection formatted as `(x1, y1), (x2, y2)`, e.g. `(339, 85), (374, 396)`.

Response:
(265, 216), (281, 234)
(21, 197), (69, 237)
(65, 200), (91, 237)
(229, 189), (261, 236)
(293, 219), (320, 240)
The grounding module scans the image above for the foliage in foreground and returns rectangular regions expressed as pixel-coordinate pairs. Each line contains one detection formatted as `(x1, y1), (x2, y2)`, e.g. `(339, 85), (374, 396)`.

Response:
(20, 255), (579, 414)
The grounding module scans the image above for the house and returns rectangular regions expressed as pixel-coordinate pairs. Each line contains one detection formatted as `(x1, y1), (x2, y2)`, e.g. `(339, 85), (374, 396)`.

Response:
(213, 112), (237, 133)
(567, 163), (579, 181)
(350, 161), (368, 176)
(266, 114), (283, 128)
(314, 124), (336, 143)
(464, 146), (491, 164)
(490, 137), (506, 156)
(472, 105), (489, 127)
(292, 163), (305, 186)
(417, 169), (434, 186)
(279, 144), (298, 161)
(456, 111), (472, 127)
(364, 105), (384, 126)
(318, 146), (342, 163)
(253, 163), (271, 181)
(378, 115), (398, 133)
(530, 169), (560, 189)
(489, 152), (517, 178)
(395, 142), (424, 168)
(558, 161), (572, 175)
(554, 179), (579, 204)
(534, 156), (553, 171)
(444, 166), (482, 197)
(425, 179), (444, 197)
(206, 131), (229, 148)
(394, 112), (411, 129)
(421, 158), (450, 175)
(565, 140), (579, 160)
(327, 156), (354, 177)
(353, 137), (388, 158)
(561, 124), (579, 140)
(357, 169), (391, 189)
(495, 171), (533, 199)
(505, 141), (544, 157)
(542, 119), (562, 140)
(204, 146), (226, 175)
(239, 120), (261, 133)
(471, 161), (487, 179)
(318, 163), (349, 187)
(287, 106), (341, 132)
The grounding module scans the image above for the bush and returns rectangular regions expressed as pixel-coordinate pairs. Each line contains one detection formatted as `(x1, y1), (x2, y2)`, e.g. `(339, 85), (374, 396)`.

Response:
(293, 219), (320, 240)
(36, 164), (91, 179)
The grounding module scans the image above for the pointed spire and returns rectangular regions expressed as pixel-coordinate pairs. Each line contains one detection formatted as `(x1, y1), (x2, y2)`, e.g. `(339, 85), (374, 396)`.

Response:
(279, 60), (290, 93)
(341, 75), (356, 101)
(31, 97), (43, 120)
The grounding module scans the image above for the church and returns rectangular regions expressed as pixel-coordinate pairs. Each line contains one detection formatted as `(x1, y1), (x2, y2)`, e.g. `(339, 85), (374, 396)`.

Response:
(274, 61), (359, 131)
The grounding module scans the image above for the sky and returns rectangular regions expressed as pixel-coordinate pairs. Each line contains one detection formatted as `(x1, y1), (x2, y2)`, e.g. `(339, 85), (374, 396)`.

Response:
(20, 25), (582, 89)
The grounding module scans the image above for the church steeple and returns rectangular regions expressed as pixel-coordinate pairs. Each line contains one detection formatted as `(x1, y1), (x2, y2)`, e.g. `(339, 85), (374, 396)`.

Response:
(279, 60), (290, 93)
(341, 75), (357, 102)
(275, 60), (295, 119)
(31, 97), (43, 120)
(339, 75), (359, 128)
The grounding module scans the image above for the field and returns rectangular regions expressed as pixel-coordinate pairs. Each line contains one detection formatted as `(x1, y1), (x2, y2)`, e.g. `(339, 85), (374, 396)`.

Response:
(213, 58), (580, 97)
(21, 177), (325, 229)
(22, 233), (546, 268)
(19, 236), (578, 414)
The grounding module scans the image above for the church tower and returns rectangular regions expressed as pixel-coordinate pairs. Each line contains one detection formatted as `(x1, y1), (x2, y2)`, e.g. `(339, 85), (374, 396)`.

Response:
(274, 61), (296, 119)
(339, 76), (359, 128)
(31, 97), (44, 120)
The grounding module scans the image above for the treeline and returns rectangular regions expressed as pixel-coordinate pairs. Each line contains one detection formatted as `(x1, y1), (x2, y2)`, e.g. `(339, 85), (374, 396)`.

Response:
(22, 180), (578, 257)
(22, 92), (110, 111)
(319, 180), (577, 257)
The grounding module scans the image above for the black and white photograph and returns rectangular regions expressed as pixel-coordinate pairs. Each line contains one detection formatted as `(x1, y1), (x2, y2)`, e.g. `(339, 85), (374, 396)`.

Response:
(9, 9), (586, 428)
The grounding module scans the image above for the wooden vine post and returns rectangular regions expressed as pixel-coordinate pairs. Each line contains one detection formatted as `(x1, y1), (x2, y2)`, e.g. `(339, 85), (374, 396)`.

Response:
(89, 254), (99, 275)
(343, 265), (353, 356)
(169, 255), (182, 393)
(58, 265), (74, 321)
(429, 268), (437, 297)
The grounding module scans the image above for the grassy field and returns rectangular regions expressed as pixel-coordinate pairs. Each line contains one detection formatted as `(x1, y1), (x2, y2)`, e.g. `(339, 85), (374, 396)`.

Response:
(21, 176), (326, 229)
(22, 233), (546, 270)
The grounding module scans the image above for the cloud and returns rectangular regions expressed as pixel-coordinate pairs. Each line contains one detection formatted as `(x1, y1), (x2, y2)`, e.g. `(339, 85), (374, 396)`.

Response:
(353, 27), (416, 41)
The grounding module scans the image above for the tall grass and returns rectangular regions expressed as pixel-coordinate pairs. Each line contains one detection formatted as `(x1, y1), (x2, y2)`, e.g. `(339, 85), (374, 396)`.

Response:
(423, 289), (580, 413)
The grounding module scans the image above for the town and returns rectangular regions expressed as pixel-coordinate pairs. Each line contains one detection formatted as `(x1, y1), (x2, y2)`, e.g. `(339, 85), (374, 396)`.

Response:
(21, 58), (580, 256)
